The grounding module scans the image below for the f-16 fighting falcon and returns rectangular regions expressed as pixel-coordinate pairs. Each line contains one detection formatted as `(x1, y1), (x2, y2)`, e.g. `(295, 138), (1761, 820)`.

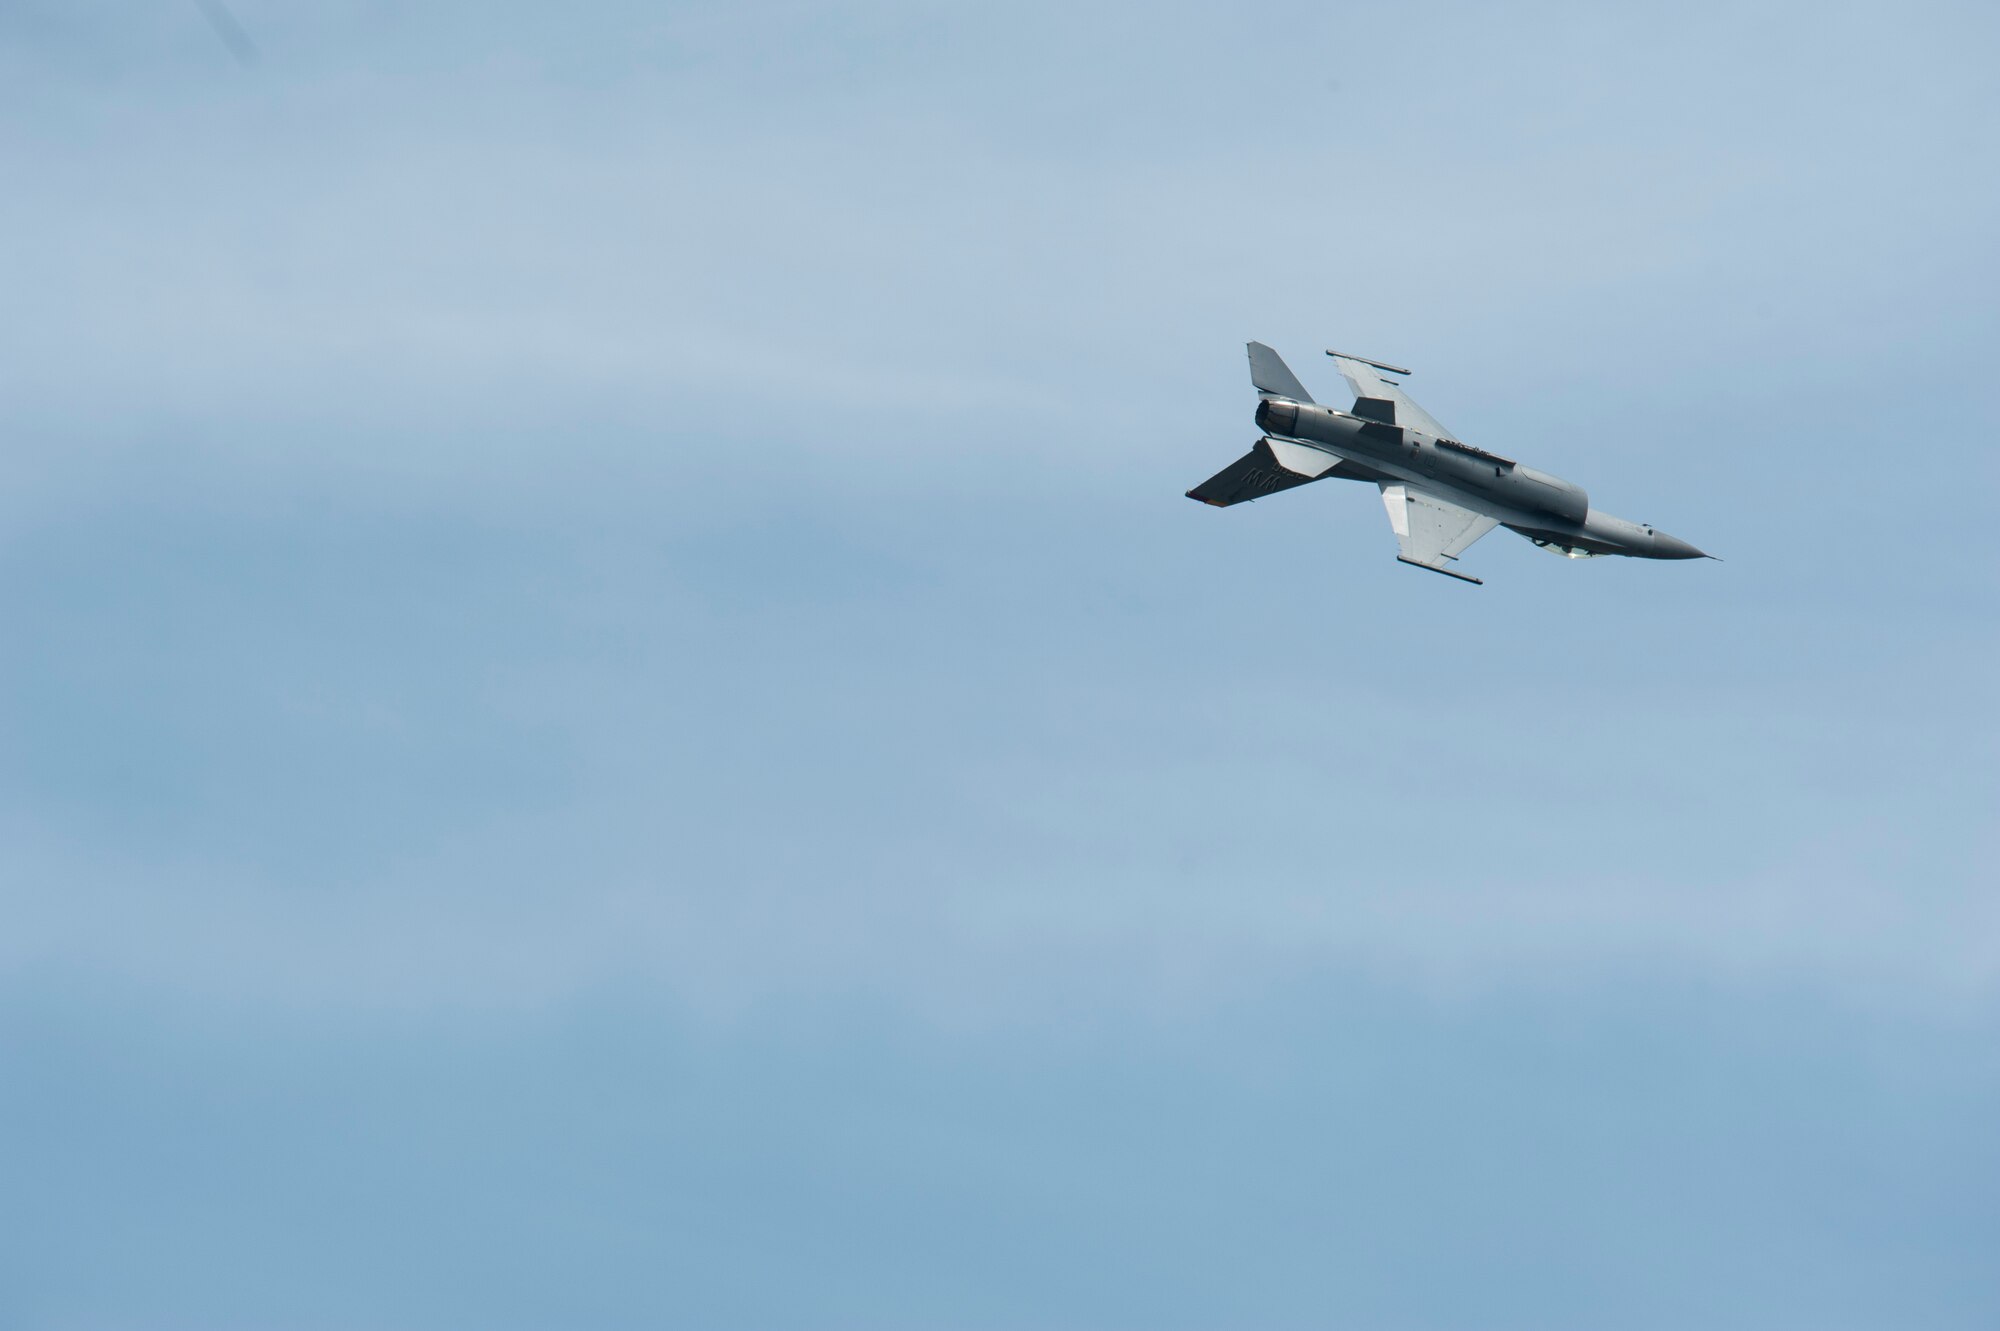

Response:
(1187, 342), (1710, 584)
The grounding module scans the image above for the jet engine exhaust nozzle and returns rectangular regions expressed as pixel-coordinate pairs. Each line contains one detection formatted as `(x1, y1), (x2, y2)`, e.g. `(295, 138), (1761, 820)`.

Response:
(1255, 398), (1299, 436)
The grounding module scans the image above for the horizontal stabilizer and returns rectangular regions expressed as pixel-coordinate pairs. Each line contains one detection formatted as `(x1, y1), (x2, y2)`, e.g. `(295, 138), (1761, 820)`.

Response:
(1188, 438), (1368, 507)
(1264, 436), (1342, 478)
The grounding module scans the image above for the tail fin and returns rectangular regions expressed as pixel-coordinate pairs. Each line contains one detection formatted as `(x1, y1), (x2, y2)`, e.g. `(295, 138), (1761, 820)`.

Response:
(1247, 342), (1314, 403)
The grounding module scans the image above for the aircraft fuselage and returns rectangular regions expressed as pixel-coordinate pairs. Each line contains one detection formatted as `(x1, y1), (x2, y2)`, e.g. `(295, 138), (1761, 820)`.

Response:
(1253, 397), (1704, 560)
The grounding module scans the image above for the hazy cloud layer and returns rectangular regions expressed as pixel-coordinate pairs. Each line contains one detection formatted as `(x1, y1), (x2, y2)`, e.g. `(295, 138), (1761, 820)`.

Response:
(3, 3), (1997, 1326)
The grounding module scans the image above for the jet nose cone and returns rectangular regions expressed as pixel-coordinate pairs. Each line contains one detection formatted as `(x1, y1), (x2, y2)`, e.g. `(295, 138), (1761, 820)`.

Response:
(1651, 530), (1708, 560)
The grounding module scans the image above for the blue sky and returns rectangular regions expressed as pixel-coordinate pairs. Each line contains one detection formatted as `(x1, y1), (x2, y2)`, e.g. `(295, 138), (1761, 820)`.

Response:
(3, 2), (1997, 1327)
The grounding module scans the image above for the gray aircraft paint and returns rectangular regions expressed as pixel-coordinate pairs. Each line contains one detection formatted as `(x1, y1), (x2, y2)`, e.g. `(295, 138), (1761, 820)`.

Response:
(1188, 343), (1708, 584)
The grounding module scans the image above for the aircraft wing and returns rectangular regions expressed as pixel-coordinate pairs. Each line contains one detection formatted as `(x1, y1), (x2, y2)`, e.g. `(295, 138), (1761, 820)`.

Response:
(1328, 351), (1455, 441)
(1380, 483), (1497, 584)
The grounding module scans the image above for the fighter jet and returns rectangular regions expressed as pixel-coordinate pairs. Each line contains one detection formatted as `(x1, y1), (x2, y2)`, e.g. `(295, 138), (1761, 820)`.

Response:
(1187, 342), (1708, 584)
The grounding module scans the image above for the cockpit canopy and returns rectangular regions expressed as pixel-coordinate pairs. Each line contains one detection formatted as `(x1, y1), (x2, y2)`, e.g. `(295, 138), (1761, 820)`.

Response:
(1528, 537), (1603, 559)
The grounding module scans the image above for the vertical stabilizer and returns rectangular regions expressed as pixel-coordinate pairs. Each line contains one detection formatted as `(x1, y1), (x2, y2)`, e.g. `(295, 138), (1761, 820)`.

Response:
(1247, 342), (1315, 403)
